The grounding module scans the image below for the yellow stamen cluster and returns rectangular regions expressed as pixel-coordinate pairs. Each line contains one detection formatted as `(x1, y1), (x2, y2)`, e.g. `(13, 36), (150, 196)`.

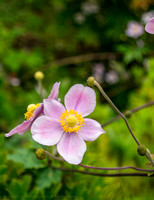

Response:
(24, 103), (40, 120)
(59, 110), (85, 133)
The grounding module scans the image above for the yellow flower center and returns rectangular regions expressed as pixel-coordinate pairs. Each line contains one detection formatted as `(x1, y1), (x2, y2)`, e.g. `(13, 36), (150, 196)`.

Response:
(24, 103), (40, 120)
(59, 110), (85, 133)
(66, 115), (77, 127)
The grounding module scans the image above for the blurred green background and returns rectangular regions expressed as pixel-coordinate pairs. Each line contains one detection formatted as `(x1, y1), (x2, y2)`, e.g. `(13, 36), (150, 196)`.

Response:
(0, 0), (154, 199)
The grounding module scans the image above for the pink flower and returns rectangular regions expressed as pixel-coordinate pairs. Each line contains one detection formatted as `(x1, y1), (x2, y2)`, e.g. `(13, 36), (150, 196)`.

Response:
(145, 17), (154, 34)
(5, 82), (60, 137)
(125, 21), (144, 38)
(31, 84), (105, 164)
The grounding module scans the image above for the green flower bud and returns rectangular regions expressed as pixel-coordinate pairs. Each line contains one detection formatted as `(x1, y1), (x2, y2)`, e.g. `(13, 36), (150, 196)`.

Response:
(137, 145), (147, 156)
(35, 148), (46, 160)
(125, 110), (132, 118)
(87, 77), (95, 87)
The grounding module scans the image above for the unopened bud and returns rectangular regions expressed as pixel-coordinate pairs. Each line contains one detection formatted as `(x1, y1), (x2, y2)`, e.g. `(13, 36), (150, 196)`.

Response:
(34, 71), (44, 80)
(35, 148), (46, 160)
(125, 110), (132, 118)
(137, 145), (147, 156)
(87, 77), (95, 87)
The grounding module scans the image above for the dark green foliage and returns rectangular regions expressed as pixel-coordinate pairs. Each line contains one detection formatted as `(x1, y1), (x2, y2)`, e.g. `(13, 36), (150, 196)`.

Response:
(0, 0), (154, 199)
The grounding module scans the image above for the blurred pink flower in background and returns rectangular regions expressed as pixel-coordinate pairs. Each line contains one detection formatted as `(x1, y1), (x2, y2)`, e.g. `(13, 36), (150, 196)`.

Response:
(145, 17), (154, 34)
(31, 84), (105, 165)
(92, 63), (105, 83)
(5, 82), (60, 137)
(125, 21), (144, 38)
(74, 13), (85, 24)
(105, 70), (119, 84)
(142, 11), (154, 24)
(9, 77), (20, 86)
(81, 1), (99, 15)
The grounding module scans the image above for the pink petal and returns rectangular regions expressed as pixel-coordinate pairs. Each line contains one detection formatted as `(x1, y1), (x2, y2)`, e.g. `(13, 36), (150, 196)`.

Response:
(48, 82), (60, 100)
(31, 115), (63, 146)
(64, 84), (96, 117)
(32, 103), (44, 119)
(145, 17), (154, 34)
(57, 132), (86, 164)
(79, 118), (105, 141)
(5, 104), (44, 137)
(44, 99), (65, 119)
(5, 120), (32, 137)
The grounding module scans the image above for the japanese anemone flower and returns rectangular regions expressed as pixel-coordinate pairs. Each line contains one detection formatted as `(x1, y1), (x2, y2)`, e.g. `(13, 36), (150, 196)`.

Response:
(31, 84), (105, 165)
(5, 82), (60, 137)
(125, 21), (144, 38)
(145, 17), (154, 34)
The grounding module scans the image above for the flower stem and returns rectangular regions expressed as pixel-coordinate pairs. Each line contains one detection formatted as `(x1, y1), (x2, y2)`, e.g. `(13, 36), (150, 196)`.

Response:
(146, 149), (154, 167)
(94, 80), (140, 146)
(38, 79), (44, 99)
(79, 164), (154, 172)
(49, 164), (154, 177)
(45, 151), (154, 172)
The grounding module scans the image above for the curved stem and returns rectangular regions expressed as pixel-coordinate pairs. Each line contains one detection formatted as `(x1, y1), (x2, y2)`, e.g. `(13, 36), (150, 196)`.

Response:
(38, 79), (44, 99)
(45, 151), (154, 172)
(102, 101), (154, 127)
(79, 164), (154, 172)
(49, 164), (154, 177)
(94, 80), (140, 146)
(45, 151), (64, 161)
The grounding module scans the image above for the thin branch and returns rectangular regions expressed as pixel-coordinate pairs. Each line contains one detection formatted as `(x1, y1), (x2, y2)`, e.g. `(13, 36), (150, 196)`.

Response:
(45, 151), (154, 172)
(94, 80), (140, 146)
(42, 52), (122, 70)
(131, 101), (154, 112)
(102, 101), (154, 127)
(21, 52), (122, 80)
(45, 150), (64, 161)
(79, 164), (154, 172)
(50, 164), (154, 177)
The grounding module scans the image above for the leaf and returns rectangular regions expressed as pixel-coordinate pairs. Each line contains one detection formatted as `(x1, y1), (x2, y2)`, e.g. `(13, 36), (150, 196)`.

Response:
(0, 152), (7, 164)
(26, 189), (39, 200)
(7, 148), (45, 169)
(147, 172), (154, 177)
(3, 50), (26, 72)
(0, 134), (5, 146)
(0, 165), (8, 183)
(36, 168), (62, 190)
(0, 165), (7, 175)
(7, 175), (31, 200)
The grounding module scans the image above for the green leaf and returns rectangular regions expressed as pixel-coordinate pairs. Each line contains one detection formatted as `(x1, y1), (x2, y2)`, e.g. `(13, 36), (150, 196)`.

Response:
(0, 134), (5, 146)
(0, 165), (7, 175)
(0, 152), (7, 164)
(26, 189), (39, 200)
(36, 168), (62, 190)
(3, 50), (26, 72)
(7, 175), (31, 200)
(7, 148), (45, 169)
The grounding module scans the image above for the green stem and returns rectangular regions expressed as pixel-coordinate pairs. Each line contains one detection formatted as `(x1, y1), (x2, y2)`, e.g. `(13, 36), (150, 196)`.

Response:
(94, 80), (140, 146)
(45, 151), (154, 172)
(38, 79), (44, 99)
(49, 164), (154, 177)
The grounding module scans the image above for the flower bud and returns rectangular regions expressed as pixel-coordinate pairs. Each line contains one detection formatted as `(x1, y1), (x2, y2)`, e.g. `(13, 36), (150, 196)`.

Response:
(125, 110), (132, 118)
(34, 71), (44, 80)
(35, 148), (46, 160)
(137, 145), (147, 156)
(87, 77), (95, 87)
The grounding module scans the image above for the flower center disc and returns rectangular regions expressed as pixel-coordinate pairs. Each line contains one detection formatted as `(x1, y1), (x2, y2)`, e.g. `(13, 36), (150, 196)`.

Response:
(66, 115), (77, 127)
(59, 109), (85, 133)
